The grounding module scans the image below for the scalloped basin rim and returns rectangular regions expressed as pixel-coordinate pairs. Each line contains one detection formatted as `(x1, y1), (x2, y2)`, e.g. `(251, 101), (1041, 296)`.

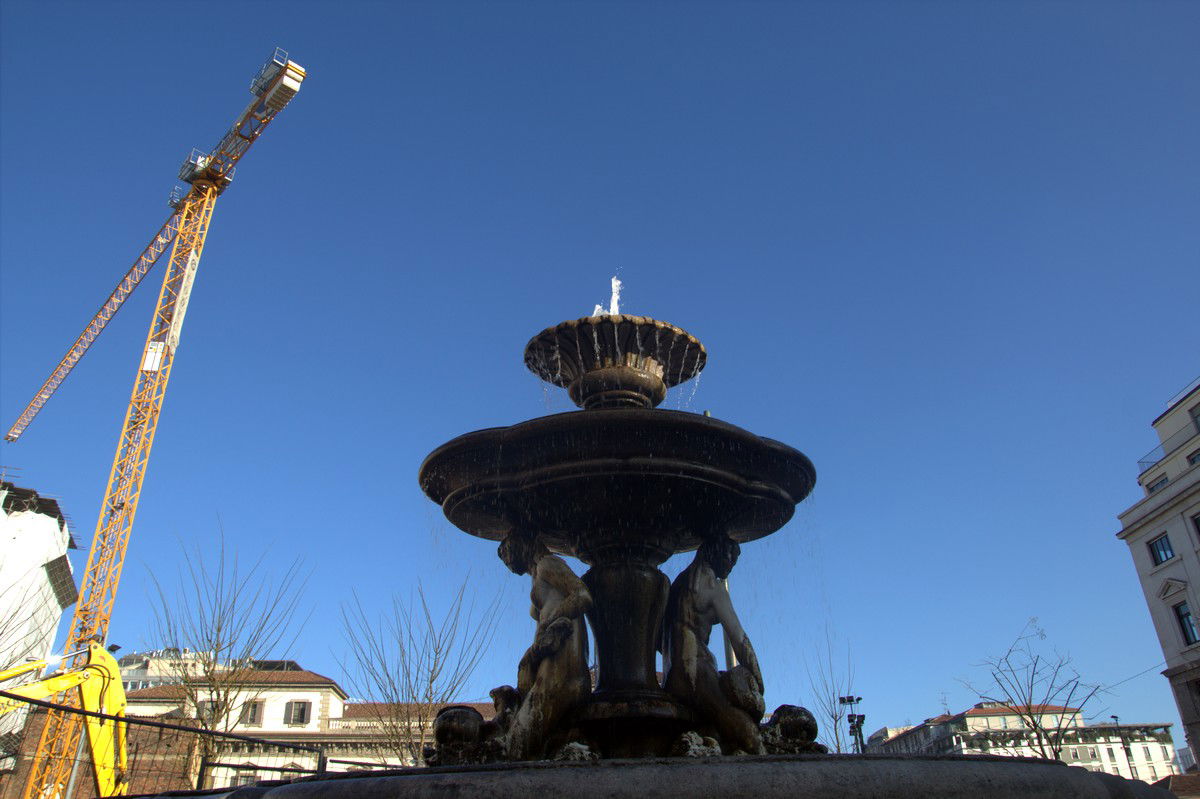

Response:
(419, 409), (814, 502)
(419, 409), (816, 552)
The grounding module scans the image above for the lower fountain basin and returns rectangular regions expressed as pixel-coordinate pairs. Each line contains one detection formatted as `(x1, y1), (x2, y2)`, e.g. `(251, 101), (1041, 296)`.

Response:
(419, 409), (816, 562)
(191, 754), (1171, 799)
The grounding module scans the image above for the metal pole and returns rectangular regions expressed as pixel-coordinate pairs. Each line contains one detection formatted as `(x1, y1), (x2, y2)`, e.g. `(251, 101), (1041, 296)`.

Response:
(722, 578), (737, 670)
(61, 731), (87, 799)
(62, 644), (94, 799)
(196, 756), (209, 791)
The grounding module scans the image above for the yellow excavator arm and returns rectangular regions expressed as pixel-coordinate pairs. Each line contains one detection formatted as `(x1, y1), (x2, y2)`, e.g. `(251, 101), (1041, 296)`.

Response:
(1, 644), (128, 796)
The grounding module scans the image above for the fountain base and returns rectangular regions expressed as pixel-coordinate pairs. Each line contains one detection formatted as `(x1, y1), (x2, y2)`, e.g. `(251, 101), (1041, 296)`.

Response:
(205, 754), (1171, 799)
(576, 690), (695, 758)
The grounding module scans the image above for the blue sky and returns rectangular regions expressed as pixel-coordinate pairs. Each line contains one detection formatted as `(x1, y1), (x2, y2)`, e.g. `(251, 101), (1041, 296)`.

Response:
(2, 1), (1197, 743)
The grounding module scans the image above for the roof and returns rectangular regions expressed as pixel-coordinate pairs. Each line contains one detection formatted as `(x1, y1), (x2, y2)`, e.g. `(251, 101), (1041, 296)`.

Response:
(1152, 376), (1200, 426)
(1, 480), (75, 546)
(1156, 773), (1200, 798)
(341, 701), (494, 721)
(125, 669), (348, 700)
(126, 684), (187, 701)
(964, 703), (1078, 717)
(877, 704), (1082, 747)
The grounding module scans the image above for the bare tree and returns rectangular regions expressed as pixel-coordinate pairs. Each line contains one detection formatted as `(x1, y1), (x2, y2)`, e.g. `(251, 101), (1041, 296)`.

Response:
(805, 627), (855, 753)
(339, 581), (502, 765)
(149, 535), (307, 751)
(963, 618), (1101, 760)
(0, 569), (64, 669)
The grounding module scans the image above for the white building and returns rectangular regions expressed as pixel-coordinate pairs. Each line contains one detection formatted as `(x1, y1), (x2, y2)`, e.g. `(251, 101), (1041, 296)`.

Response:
(867, 702), (1178, 783)
(124, 662), (491, 784)
(1117, 376), (1200, 760)
(0, 481), (77, 770)
(118, 648), (228, 693)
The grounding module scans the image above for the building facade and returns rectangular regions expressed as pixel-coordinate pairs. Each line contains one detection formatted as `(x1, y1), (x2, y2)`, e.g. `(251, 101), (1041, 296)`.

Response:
(1117, 377), (1200, 759)
(122, 661), (490, 785)
(118, 648), (228, 693)
(0, 481), (77, 771)
(866, 702), (1178, 783)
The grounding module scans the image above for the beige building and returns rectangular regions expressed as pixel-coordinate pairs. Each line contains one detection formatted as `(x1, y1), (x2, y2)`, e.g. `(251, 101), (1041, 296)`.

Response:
(867, 702), (1178, 782)
(1116, 377), (1200, 759)
(124, 662), (489, 784)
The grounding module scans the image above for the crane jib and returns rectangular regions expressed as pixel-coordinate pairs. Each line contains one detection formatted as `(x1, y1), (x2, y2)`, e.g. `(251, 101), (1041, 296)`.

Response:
(18, 49), (304, 799)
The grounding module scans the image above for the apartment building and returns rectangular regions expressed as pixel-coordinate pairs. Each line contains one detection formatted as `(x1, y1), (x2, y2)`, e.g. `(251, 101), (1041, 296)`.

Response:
(1116, 377), (1200, 758)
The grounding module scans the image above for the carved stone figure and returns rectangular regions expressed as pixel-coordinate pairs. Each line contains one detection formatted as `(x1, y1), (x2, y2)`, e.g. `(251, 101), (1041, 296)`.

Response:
(663, 536), (765, 754)
(499, 532), (593, 760)
(760, 704), (827, 755)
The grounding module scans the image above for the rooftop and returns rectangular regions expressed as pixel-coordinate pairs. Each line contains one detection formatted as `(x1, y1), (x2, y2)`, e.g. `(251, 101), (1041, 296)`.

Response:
(342, 701), (494, 720)
(1, 480), (76, 546)
(125, 668), (348, 700)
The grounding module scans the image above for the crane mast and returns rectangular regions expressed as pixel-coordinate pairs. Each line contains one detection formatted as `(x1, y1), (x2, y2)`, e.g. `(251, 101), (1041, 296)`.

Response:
(17, 49), (304, 799)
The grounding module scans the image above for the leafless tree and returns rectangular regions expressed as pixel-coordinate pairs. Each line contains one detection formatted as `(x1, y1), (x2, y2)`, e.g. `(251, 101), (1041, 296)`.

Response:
(339, 581), (502, 765)
(148, 535), (307, 752)
(963, 618), (1102, 760)
(805, 627), (855, 753)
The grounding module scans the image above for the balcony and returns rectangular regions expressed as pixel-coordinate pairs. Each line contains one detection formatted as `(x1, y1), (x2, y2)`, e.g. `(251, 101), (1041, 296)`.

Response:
(1139, 422), (1200, 475)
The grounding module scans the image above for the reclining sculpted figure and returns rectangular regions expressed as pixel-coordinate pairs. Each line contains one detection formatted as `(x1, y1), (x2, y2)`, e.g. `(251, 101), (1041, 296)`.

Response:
(498, 531), (592, 760)
(663, 535), (765, 754)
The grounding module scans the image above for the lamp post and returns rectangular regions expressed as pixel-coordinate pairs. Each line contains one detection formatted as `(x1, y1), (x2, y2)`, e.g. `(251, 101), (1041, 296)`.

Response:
(839, 695), (866, 754)
(1111, 715), (1133, 777)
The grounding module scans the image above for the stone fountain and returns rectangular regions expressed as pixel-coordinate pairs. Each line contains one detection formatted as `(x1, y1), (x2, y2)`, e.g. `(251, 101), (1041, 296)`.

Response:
(418, 311), (817, 760)
(166, 302), (1172, 798)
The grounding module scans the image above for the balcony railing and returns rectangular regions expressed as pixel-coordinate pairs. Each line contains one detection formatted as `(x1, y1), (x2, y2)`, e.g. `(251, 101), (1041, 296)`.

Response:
(1139, 422), (1200, 475)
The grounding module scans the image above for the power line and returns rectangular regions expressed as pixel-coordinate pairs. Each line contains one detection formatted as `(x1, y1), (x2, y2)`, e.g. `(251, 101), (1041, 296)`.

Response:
(1104, 660), (1167, 691)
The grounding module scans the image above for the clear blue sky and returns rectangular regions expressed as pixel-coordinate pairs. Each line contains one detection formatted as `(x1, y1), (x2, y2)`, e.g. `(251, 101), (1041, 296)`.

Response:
(2, 1), (1197, 742)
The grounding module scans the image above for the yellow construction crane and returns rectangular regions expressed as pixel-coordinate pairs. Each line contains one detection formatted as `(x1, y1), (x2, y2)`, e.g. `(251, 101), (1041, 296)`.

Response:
(5, 48), (305, 798)
(0, 645), (127, 796)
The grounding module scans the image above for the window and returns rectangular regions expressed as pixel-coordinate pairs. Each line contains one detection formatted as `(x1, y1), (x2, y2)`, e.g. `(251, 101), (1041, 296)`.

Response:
(1088, 747), (1097, 759)
(43, 555), (78, 609)
(1106, 746), (1115, 761)
(1143, 745), (1152, 760)
(1175, 601), (1200, 646)
(239, 700), (264, 726)
(1149, 533), (1176, 565)
(1130, 765), (1139, 779)
(283, 700), (311, 725)
(1070, 747), (1080, 760)
(1192, 514), (1200, 539)
(232, 774), (258, 787)
(1149, 765), (1157, 781)
(1188, 449), (1200, 467)
(1148, 475), (1169, 494)
(1163, 745), (1171, 760)
(196, 700), (219, 723)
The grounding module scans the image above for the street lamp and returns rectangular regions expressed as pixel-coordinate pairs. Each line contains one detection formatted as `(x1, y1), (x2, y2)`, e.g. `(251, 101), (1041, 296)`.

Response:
(839, 696), (866, 754)
(1111, 715), (1133, 777)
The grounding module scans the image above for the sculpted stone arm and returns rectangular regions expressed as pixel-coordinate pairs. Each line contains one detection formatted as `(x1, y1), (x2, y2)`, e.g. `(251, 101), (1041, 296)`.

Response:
(538, 555), (593, 622)
(713, 581), (763, 693)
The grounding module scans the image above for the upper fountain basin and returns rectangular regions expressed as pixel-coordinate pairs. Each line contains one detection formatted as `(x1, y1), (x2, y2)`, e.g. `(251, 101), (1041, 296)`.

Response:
(419, 409), (815, 564)
(525, 315), (706, 409)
